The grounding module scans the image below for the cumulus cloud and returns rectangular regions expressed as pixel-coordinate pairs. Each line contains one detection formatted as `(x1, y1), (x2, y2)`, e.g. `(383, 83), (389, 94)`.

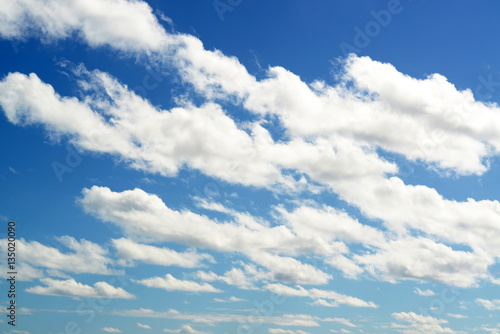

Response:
(175, 40), (500, 177)
(78, 185), (499, 287)
(185, 48), (500, 177)
(3, 53), (500, 289)
(248, 252), (331, 285)
(196, 267), (258, 290)
(78, 186), (340, 256)
(2, 0), (500, 295)
(333, 175), (500, 260)
(0, 0), (170, 50)
(26, 278), (135, 299)
(0, 67), (393, 189)
(77, 186), (361, 286)
(198, 257), (332, 288)
(134, 274), (222, 293)
(276, 205), (386, 248)
(324, 254), (364, 280)
(341, 55), (500, 174)
(4, 62), (500, 290)
(0, 236), (117, 275)
(0, 70), (274, 187)
(354, 237), (492, 287)
(102, 328), (122, 333)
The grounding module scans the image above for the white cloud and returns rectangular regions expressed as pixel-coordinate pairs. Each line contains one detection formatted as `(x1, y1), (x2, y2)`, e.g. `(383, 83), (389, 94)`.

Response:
(265, 283), (377, 308)
(1, 236), (117, 275)
(134, 274), (222, 293)
(197, 267), (258, 290)
(336, 56), (497, 174)
(185, 48), (500, 176)
(0, 262), (44, 282)
(172, 38), (500, 178)
(323, 318), (356, 328)
(0, 67), (393, 190)
(324, 254), (364, 279)
(229, 296), (245, 302)
(446, 313), (467, 319)
(392, 312), (447, 325)
(79, 186), (333, 254)
(137, 322), (152, 329)
(102, 328), (122, 333)
(0, 70), (281, 187)
(477, 298), (500, 311)
(0, 0), (170, 51)
(79, 186), (345, 284)
(194, 197), (272, 231)
(391, 312), (455, 334)
(4, 2), (500, 334)
(79, 186), (297, 252)
(414, 288), (436, 296)
(277, 205), (386, 248)
(481, 327), (500, 334)
(26, 278), (135, 299)
(3, 53), (500, 291)
(78, 185), (500, 288)
(112, 238), (214, 268)
(333, 174), (500, 262)
(354, 237), (492, 287)
(213, 296), (246, 303)
(165, 32), (500, 288)
(163, 325), (209, 334)
(248, 252), (331, 285)
(2, 0), (500, 292)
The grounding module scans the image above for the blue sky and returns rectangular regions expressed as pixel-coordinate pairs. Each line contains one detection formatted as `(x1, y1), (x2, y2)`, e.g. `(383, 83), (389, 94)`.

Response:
(1, 1), (500, 333)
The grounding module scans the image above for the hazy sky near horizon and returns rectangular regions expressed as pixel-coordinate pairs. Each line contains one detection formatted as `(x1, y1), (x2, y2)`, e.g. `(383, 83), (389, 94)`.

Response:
(2, 1), (500, 333)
